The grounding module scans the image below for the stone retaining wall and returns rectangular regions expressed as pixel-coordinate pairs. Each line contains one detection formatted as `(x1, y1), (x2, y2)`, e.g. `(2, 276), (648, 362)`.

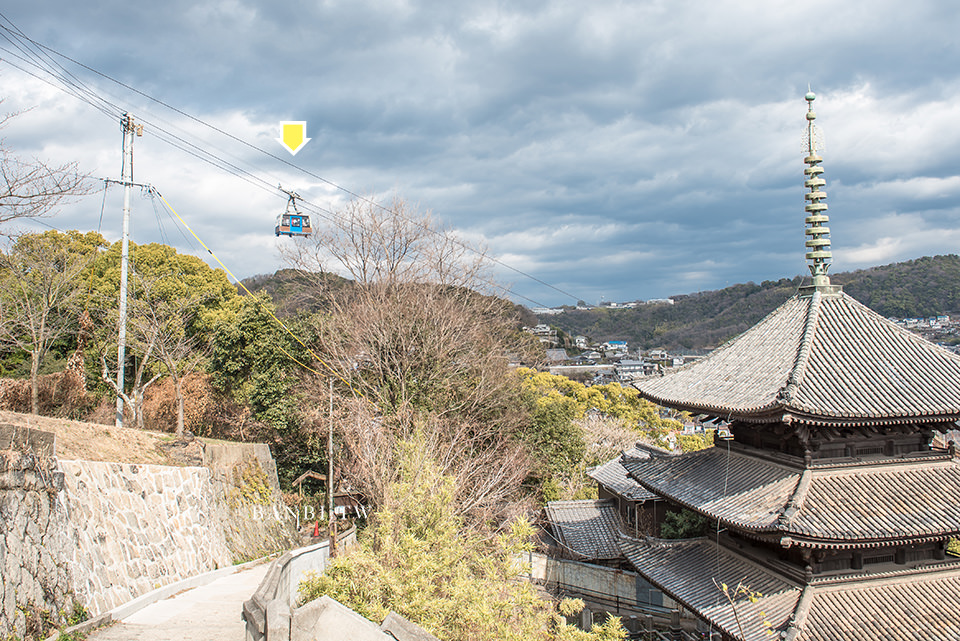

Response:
(0, 425), (74, 640)
(0, 424), (299, 640)
(60, 460), (234, 615)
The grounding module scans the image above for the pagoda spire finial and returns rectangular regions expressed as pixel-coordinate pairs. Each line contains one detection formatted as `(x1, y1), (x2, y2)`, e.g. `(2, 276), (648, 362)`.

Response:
(802, 91), (831, 288)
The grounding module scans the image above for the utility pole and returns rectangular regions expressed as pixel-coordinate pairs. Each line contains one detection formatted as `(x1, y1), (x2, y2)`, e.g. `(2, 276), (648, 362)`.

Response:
(116, 113), (142, 429)
(328, 378), (337, 556)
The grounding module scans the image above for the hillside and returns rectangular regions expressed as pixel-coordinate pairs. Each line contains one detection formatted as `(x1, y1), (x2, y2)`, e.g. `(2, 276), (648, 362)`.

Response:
(0, 410), (203, 465)
(241, 268), (540, 326)
(239, 268), (353, 316)
(540, 255), (960, 351)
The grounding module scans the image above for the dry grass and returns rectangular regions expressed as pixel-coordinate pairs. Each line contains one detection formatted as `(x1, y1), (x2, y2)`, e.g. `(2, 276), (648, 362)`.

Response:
(0, 409), (192, 465)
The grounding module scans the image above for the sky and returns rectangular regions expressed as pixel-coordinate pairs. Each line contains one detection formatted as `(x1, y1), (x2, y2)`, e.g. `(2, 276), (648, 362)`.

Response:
(2, 1), (960, 308)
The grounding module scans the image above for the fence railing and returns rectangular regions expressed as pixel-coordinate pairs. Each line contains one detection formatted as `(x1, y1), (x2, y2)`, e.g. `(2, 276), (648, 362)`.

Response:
(242, 527), (356, 641)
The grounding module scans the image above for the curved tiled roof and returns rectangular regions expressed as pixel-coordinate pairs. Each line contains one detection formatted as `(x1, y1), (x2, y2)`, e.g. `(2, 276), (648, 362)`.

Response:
(791, 567), (960, 641)
(635, 289), (960, 425)
(619, 536), (960, 641)
(788, 460), (960, 541)
(622, 450), (960, 542)
(619, 536), (802, 641)
(587, 446), (662, 502)
(621, 448), (798, 530)
(544, 499), (623, 560)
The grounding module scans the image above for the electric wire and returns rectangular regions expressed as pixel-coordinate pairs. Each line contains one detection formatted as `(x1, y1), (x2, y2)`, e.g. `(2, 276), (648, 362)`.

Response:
(149, 190), (169, 246)
(111, 113), (554, 308)
(0, 50), (116, 122)
(95, 181), (109, 235)
(0, 15), (586, 307)
(1, 39), (565, 310)
(0, 15), (115, 114)
(151, 188), (363, 395)
(0, 43), (111, 118)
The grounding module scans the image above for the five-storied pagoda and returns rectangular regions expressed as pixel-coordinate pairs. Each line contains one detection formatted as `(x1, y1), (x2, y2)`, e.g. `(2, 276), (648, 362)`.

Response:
(621, 93), (960, 641)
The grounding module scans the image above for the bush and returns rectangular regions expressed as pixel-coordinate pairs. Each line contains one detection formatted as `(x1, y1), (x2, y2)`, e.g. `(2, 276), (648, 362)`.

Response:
(299, 432), (626, 641)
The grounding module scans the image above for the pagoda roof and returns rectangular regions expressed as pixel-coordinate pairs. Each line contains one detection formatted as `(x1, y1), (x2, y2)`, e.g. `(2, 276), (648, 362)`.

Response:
(620, 536), (960, 641)
(634, 288), (960, 426)
(791, 566), (960, 641)
(587, 445), (667, 502)
(622, 448), (960, 545)
(619, 536), (802, 641)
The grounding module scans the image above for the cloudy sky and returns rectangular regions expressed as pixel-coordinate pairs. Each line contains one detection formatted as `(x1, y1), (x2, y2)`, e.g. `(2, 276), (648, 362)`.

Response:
(2, 1), (960, 307)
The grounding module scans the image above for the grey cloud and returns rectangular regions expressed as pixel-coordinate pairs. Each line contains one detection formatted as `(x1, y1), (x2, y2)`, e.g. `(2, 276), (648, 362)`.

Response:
(2, 1), (960, 305)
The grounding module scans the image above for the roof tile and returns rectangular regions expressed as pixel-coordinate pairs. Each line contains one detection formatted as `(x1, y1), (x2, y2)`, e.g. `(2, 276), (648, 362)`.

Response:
(636, 291), (960, 425)
(545, 499), (623, 560)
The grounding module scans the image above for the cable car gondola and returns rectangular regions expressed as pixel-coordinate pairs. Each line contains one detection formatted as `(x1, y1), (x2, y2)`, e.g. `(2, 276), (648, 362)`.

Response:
(275, 188), (312, 237)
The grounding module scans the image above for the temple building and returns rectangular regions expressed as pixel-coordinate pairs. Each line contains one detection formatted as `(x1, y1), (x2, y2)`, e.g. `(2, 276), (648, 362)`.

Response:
(621, 93), (960, 641)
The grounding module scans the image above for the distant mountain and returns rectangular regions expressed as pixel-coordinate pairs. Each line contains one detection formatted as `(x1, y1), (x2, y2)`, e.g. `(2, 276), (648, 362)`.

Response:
(241, 269), (540, 327)
(537, 255), (960, 351)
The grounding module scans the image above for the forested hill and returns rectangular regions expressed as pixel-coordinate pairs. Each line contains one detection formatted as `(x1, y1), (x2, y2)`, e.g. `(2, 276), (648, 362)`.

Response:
(239, 269), (352, 316)
(539, 255), (960, 351)
(240, 269), (541, 326)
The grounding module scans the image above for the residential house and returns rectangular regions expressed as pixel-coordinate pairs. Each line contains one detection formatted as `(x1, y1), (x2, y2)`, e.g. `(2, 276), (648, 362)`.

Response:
(615, 359), (654, 381)
(525, 323), (559, 347)
(544, 348), (568, 364)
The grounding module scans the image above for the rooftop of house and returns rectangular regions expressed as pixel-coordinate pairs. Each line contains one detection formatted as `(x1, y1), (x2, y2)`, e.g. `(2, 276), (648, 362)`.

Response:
(587, 444), (672, 503)
(544, 499), (623, 561)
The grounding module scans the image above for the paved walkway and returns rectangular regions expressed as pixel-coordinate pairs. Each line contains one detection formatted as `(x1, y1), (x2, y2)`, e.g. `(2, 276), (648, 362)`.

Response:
(87, 563), (269, 641)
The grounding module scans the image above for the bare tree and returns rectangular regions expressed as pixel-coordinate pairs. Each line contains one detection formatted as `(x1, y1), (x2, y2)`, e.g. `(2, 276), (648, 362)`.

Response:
(0, 110), (92, 225)
(99, 275), (207, 432)
(287, 195), (517, 415)
(305, 384), (532, 528)
(148, 299), (206, 438)
(287, 196), (537, 525)
(284, 195), (492, 290)
(0, 231), (95, 413)
(100, 326), (160, 430)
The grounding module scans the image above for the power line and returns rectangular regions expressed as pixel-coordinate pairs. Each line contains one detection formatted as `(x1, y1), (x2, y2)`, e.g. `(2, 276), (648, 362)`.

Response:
(0, 14), (586, 307)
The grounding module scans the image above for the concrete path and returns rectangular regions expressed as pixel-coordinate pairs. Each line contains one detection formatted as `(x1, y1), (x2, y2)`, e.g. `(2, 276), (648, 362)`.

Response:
(86, 563), (269, 641)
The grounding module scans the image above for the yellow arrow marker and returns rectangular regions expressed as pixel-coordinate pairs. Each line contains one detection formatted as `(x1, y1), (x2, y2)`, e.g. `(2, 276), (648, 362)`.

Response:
(277, 121), (311, 156)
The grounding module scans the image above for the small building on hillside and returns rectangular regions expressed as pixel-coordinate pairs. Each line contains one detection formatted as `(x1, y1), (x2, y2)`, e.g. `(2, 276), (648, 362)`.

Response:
(614, 359), (653, 381)
(524, 324), (559, 347)
(544, 499), (623, 565)
(544, 348), (568, 364)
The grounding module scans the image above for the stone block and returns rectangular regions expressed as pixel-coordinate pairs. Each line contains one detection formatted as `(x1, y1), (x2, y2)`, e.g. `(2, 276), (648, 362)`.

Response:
(0, 423), (55, 457)
(380, 611), (441, 641)
(291, 596), (392, 641)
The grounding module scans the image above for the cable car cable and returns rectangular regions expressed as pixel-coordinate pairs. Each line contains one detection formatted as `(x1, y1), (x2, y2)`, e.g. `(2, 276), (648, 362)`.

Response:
(152, 188), (363, 395)
(0, 16), (586, 307)
(0, 21), (586, 306)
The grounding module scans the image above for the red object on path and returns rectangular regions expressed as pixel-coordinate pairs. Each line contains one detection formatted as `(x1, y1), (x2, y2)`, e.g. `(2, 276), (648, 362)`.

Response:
(312, 521), (320, 537)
